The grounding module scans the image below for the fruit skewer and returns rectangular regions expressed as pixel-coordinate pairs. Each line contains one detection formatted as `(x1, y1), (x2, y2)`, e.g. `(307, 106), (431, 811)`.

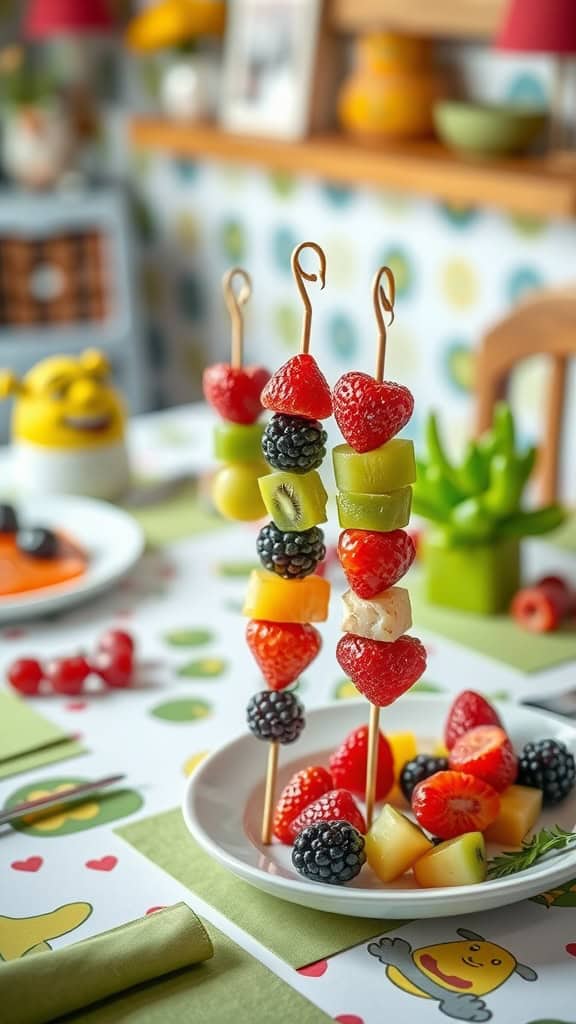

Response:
(244, 241), (333, 844)
(333, 267), (427, 829)
(203, 268), (270, 522)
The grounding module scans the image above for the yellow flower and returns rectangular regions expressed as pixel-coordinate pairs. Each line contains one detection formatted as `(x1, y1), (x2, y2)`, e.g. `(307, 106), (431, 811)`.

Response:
(23, 785), (99, 832)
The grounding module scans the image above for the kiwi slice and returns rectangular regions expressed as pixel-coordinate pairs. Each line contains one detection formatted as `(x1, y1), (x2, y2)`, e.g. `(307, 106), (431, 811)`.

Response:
(337, 486), (412, 531)
(258, 470), (328, 531)
(333, 440), (416, 494)
(214, 422), (264, 463)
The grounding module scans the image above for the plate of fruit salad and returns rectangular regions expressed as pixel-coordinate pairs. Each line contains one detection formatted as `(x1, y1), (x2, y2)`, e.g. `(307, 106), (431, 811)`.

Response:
(0, 496), (144, 622)
(183, 692), (576, 917)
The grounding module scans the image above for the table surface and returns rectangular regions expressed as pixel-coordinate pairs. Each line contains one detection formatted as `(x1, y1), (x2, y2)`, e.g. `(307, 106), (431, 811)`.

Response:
(1, 405), (575, 1024)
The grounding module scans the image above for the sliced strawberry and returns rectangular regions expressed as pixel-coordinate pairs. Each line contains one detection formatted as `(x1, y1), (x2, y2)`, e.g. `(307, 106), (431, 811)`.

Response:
(288, 788), (366, 840)
(203, 363), (270, 425)
(260, 354), (332, 420)
(333, 371), (414, 453)
(273, 766), (333, 844)
(336, 634), (426, 707)
(338, 528), (415, 599)
(512, 587), (561, 633)
(412, 770), (500, 839)
(449, 725), (518, 792)
(444, 690), (502, 750)
(329, 724), (394, 800)
(246, 620), (321, 690)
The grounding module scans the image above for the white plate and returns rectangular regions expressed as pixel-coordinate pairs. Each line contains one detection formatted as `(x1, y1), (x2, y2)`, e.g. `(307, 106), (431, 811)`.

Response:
(0, 496), (144, 623)
(183, 696), (576, 918)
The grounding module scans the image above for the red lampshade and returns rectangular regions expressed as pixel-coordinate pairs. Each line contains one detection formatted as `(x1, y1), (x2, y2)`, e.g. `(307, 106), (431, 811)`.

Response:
(497, 0), (576, 55)
(24, 0), (115, 39)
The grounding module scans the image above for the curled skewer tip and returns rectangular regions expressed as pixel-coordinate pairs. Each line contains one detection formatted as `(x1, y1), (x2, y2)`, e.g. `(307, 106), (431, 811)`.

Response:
(291, 241), (327, 354)
(372, 265), (396, 382)
(223, 266), (252, 369)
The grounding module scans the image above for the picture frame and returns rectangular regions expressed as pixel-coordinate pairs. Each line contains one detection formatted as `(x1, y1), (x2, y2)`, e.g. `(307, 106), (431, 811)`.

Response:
(220, 0), (327, 141)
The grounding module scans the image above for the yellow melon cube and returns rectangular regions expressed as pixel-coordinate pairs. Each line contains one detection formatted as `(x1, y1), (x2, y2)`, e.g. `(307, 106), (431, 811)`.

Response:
(414, 833), (486, 888)
(387, 731), (418, 806)
(483, 785), (542, 847)
(242, 570), (330, 623)
(366, 804), (433, 883)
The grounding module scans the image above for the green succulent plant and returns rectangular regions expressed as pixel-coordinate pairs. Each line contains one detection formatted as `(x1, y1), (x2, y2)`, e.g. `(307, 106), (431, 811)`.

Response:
(413, 403), (564, 545)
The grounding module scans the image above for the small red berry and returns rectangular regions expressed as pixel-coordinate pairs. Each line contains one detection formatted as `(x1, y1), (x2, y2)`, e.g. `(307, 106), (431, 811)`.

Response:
(535, 576), (574, 618)
(7, 658), (43, 696)
(511, 587), (560, 634)
(92, 647), (134, 688)
(98, 629), (135, 655)
(46, 656), (90, 696)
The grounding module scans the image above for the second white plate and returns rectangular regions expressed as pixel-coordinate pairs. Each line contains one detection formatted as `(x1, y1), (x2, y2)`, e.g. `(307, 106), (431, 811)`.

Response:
(184, 696), (576, 918)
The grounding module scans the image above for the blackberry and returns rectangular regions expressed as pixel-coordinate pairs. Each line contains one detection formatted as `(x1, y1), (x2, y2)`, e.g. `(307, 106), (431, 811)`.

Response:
(292, 821), (366, 885)
(256, 521), (325, 579)
(17, 527), (59, 559)
(400, 754), (449, 803)
(0, 503), (18, 534)
(517, 738), (575, 805)
(262, 414), (327, 474)
(247, 690), (305, 744)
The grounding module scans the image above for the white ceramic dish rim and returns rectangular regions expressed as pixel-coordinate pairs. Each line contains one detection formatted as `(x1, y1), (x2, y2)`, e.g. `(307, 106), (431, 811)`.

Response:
(183, 696), (576, 911)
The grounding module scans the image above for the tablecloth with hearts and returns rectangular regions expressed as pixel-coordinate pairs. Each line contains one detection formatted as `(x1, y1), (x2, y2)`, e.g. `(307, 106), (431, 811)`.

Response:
(1, 405), (575, 1024)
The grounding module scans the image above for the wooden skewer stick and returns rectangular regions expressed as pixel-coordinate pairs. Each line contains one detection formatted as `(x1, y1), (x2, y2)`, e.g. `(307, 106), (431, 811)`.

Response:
(364, 265), (396, 831)
(260, 242), (327, 845)
(291, 241), (326, 355)
(223, 266), (252, 369)
(261, 740), (279, 844)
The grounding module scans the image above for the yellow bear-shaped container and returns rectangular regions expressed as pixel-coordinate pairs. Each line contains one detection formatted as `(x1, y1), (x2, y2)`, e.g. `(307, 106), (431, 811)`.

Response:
(338, 32), (443, 141)
(0, 350), (131, 500)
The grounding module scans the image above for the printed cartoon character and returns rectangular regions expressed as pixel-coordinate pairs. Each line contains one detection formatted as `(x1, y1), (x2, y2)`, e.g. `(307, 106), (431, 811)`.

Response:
(533, 879), (576, 909)
(0, 350), (130, 499)
(368, 928), (537, 1022)
(0, 902), (92, 960)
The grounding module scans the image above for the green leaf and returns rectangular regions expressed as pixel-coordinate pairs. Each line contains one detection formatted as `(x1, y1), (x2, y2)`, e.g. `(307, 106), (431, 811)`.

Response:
(177, 658), (227, 679)
(164, 628), (214, 648)
(150, 699), (213, 723)
(487, 825), (576, 879)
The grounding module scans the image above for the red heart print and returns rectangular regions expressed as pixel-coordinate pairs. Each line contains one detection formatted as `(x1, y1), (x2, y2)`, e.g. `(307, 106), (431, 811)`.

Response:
(85, 856), (118, 872)
(566, 943), (576, 956)
(297, 959), (328, 977)
(65, 701), (87, 712)
(333, 371), (414, 453)
(11, 856), (43, 872)
(335, 1016), (364, 1024)
(146, 906), (167, 915)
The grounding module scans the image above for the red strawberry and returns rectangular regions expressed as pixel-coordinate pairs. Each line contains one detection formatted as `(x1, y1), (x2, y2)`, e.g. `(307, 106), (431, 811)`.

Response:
(333, 371), (414, 453)
(336, 634), (426, 707)
(338, 529), (415, 599)
(289, 789), (366, 840)
(329, 724), (394, 799)
(412, 770), (500, 839)
(444, 690), (502, 750)
(203, 363), (270, 425)
(246, 620), (321, 690)
(536, 575), (574, 617)
(261, 354), (332, 420)
(449, 725), (518, 792)
(273, 765), (333, 843)
(511, 587), (561, 633)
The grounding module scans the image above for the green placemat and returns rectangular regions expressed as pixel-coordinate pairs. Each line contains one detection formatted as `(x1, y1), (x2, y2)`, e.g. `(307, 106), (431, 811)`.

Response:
(0, 691), (85, 780)
(117, 809), (391, 969)
(546, 514), (576, 553)
(409, 577), (576, 673)
(123, 481), (226, 547)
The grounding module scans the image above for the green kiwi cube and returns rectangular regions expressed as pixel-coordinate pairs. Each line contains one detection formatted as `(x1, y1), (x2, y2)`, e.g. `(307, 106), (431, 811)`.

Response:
(214, 422), (264, 463)
(333, 440), (416, 494)
(336, 486), (412, 531)
(258, 470), (328, 531)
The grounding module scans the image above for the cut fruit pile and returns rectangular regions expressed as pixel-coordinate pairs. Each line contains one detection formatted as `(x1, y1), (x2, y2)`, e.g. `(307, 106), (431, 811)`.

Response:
(275, 690), (576, 888)
(0, 503), (87, 599)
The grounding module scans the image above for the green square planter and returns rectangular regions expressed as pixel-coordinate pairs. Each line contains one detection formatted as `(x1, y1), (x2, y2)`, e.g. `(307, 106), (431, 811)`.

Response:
(424, 534), (521, 615)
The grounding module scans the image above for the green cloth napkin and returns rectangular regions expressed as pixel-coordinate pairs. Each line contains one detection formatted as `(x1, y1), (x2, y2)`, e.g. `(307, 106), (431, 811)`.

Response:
(123, 480), (226, 546)
(0, 903), (213, 1024)
(118, 809), (393, 968)
(0, 691), (85, 779)
(409, 577), (576, 673)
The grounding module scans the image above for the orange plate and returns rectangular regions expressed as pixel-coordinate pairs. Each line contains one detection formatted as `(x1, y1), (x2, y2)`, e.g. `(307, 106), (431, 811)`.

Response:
(0, 532), (87, 598)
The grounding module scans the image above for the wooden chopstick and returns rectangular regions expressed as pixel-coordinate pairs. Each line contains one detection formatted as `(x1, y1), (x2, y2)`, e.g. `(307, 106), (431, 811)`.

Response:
(0, 774), (126, 826)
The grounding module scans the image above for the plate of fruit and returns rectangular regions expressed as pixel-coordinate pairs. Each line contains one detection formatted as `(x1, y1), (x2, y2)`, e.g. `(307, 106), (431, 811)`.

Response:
(183, 692), (576, 917)
(0, 496), (144, 622)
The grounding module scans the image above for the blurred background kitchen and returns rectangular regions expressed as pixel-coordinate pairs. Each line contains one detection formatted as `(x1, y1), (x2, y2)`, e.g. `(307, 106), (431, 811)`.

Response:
(0, 0), (574, 498)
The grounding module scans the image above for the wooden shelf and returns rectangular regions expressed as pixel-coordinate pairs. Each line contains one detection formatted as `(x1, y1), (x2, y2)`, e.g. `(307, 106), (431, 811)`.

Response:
(330, 0), (506, 37)
(130, 118), (576, 219)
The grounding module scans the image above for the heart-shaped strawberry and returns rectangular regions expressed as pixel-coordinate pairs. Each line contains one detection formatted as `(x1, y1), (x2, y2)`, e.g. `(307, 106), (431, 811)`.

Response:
(261, 354), (332, 420)
(329, 724), (394, 799)
(333, 371), (414, 453)
(11, 856), (43, 872)
(246, 620), (321, 689)
(85, 855), (118, 872)
(338, 528), (415, 599)
(336, 634), (426, 706)
(203, 363), (270, 425)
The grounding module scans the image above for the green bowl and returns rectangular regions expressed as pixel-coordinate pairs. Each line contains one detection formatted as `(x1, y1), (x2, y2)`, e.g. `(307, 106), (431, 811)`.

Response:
(434, 101), (547, 157)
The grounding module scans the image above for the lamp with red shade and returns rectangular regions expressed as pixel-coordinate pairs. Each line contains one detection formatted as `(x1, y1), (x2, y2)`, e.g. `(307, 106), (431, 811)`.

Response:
(496, 0), (576, 150)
